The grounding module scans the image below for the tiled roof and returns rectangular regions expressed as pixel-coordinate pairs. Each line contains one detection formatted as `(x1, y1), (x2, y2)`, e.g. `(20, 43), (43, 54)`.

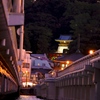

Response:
(31, 54), (52, 70)
(58, 35), (72, 40)
(31, 54), (48, 60)
(56, 52), (85, 61)
(31, 65), (52, 69)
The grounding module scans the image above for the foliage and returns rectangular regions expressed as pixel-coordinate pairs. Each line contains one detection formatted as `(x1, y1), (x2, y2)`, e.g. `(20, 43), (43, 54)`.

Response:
(24, 0), (100, 54)
(25, 23), (52, 53)
(65, 2), (100, 54)
(24, 0), (68, 53)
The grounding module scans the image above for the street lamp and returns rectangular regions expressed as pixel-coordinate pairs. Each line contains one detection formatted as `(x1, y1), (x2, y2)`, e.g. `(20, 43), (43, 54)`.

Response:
(89, 50), (94, 54)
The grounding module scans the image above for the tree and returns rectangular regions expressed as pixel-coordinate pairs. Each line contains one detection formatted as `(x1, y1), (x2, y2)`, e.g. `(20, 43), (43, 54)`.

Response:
(24, 0), (68, 53)
(67, 2), (100, 54)
(25, 23), (52, 53)
(24, 0), (100, 54)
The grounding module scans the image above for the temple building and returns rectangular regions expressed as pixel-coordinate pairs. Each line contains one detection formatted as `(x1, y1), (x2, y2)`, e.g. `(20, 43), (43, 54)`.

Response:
(55, 35), (73, 53)
(54, 51), (85, 71)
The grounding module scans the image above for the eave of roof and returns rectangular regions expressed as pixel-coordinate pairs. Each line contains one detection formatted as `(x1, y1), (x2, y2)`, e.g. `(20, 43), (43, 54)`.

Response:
(55, 52), (85, 62)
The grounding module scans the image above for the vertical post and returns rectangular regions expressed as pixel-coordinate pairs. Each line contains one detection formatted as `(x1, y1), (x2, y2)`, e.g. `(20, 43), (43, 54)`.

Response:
(19, 0), (24, 63)
(13, 0), (21, 13)
(21, 0), (24, 13)
(1, 74), (5, 93)
(17, 0), (24, 86)
(46, 79), (56, 100)
(18, 23), (24, 86)
(19, 25), (24, 62)
(94, 68), (100, 100)
(93, 62), (100, 100)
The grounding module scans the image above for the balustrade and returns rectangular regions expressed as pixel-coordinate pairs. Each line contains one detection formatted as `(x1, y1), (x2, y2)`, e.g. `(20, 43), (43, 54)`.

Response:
(35, 50), (100, 100)
(57, 49), (100, 77)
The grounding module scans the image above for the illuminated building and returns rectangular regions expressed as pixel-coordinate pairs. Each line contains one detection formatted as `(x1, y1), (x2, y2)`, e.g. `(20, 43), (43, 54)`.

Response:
(55, 35), (73, 53)
(47, 35), (73, 61)
(31, 54), (52, 84)
(18, 49), (32, 87)
(54, 52), (85, 71)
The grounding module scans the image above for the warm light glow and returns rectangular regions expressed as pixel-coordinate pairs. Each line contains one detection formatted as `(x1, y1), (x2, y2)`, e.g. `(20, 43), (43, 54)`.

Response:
(25, 71), (29, 76)
(33, 83), (37, 86)
(89, 50), (94, 54)
(61, 67), (64, 70)
(57, 46), (68, 53)
(66, 61), (70, 64)
(51, 72), (54, 75)
(22, 82), (33, 87)
(62, 64), (64, 67)
(64, 41), (66, 43)
(66, 64), (68, 67)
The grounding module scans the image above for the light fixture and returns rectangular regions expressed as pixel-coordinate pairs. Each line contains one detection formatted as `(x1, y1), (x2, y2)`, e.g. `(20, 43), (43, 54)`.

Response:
(66, 61), (70, 64)
(89, 50), (94, 54)
(62, 64), (64, 67)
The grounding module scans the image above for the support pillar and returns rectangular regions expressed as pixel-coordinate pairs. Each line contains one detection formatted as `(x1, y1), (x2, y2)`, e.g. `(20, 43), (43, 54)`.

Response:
(94, 68), (100, 100)
(1, 74), (5, 93)
(46, 79), (56, 100)
(93, 61), (100, 100)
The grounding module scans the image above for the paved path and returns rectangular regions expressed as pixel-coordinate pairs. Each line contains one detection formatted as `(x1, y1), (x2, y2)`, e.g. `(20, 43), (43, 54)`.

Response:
(16, 95), (43, 100)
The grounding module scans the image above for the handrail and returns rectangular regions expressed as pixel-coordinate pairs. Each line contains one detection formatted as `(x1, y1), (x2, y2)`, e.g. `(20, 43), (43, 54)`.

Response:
(57, 49), (100, 77)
